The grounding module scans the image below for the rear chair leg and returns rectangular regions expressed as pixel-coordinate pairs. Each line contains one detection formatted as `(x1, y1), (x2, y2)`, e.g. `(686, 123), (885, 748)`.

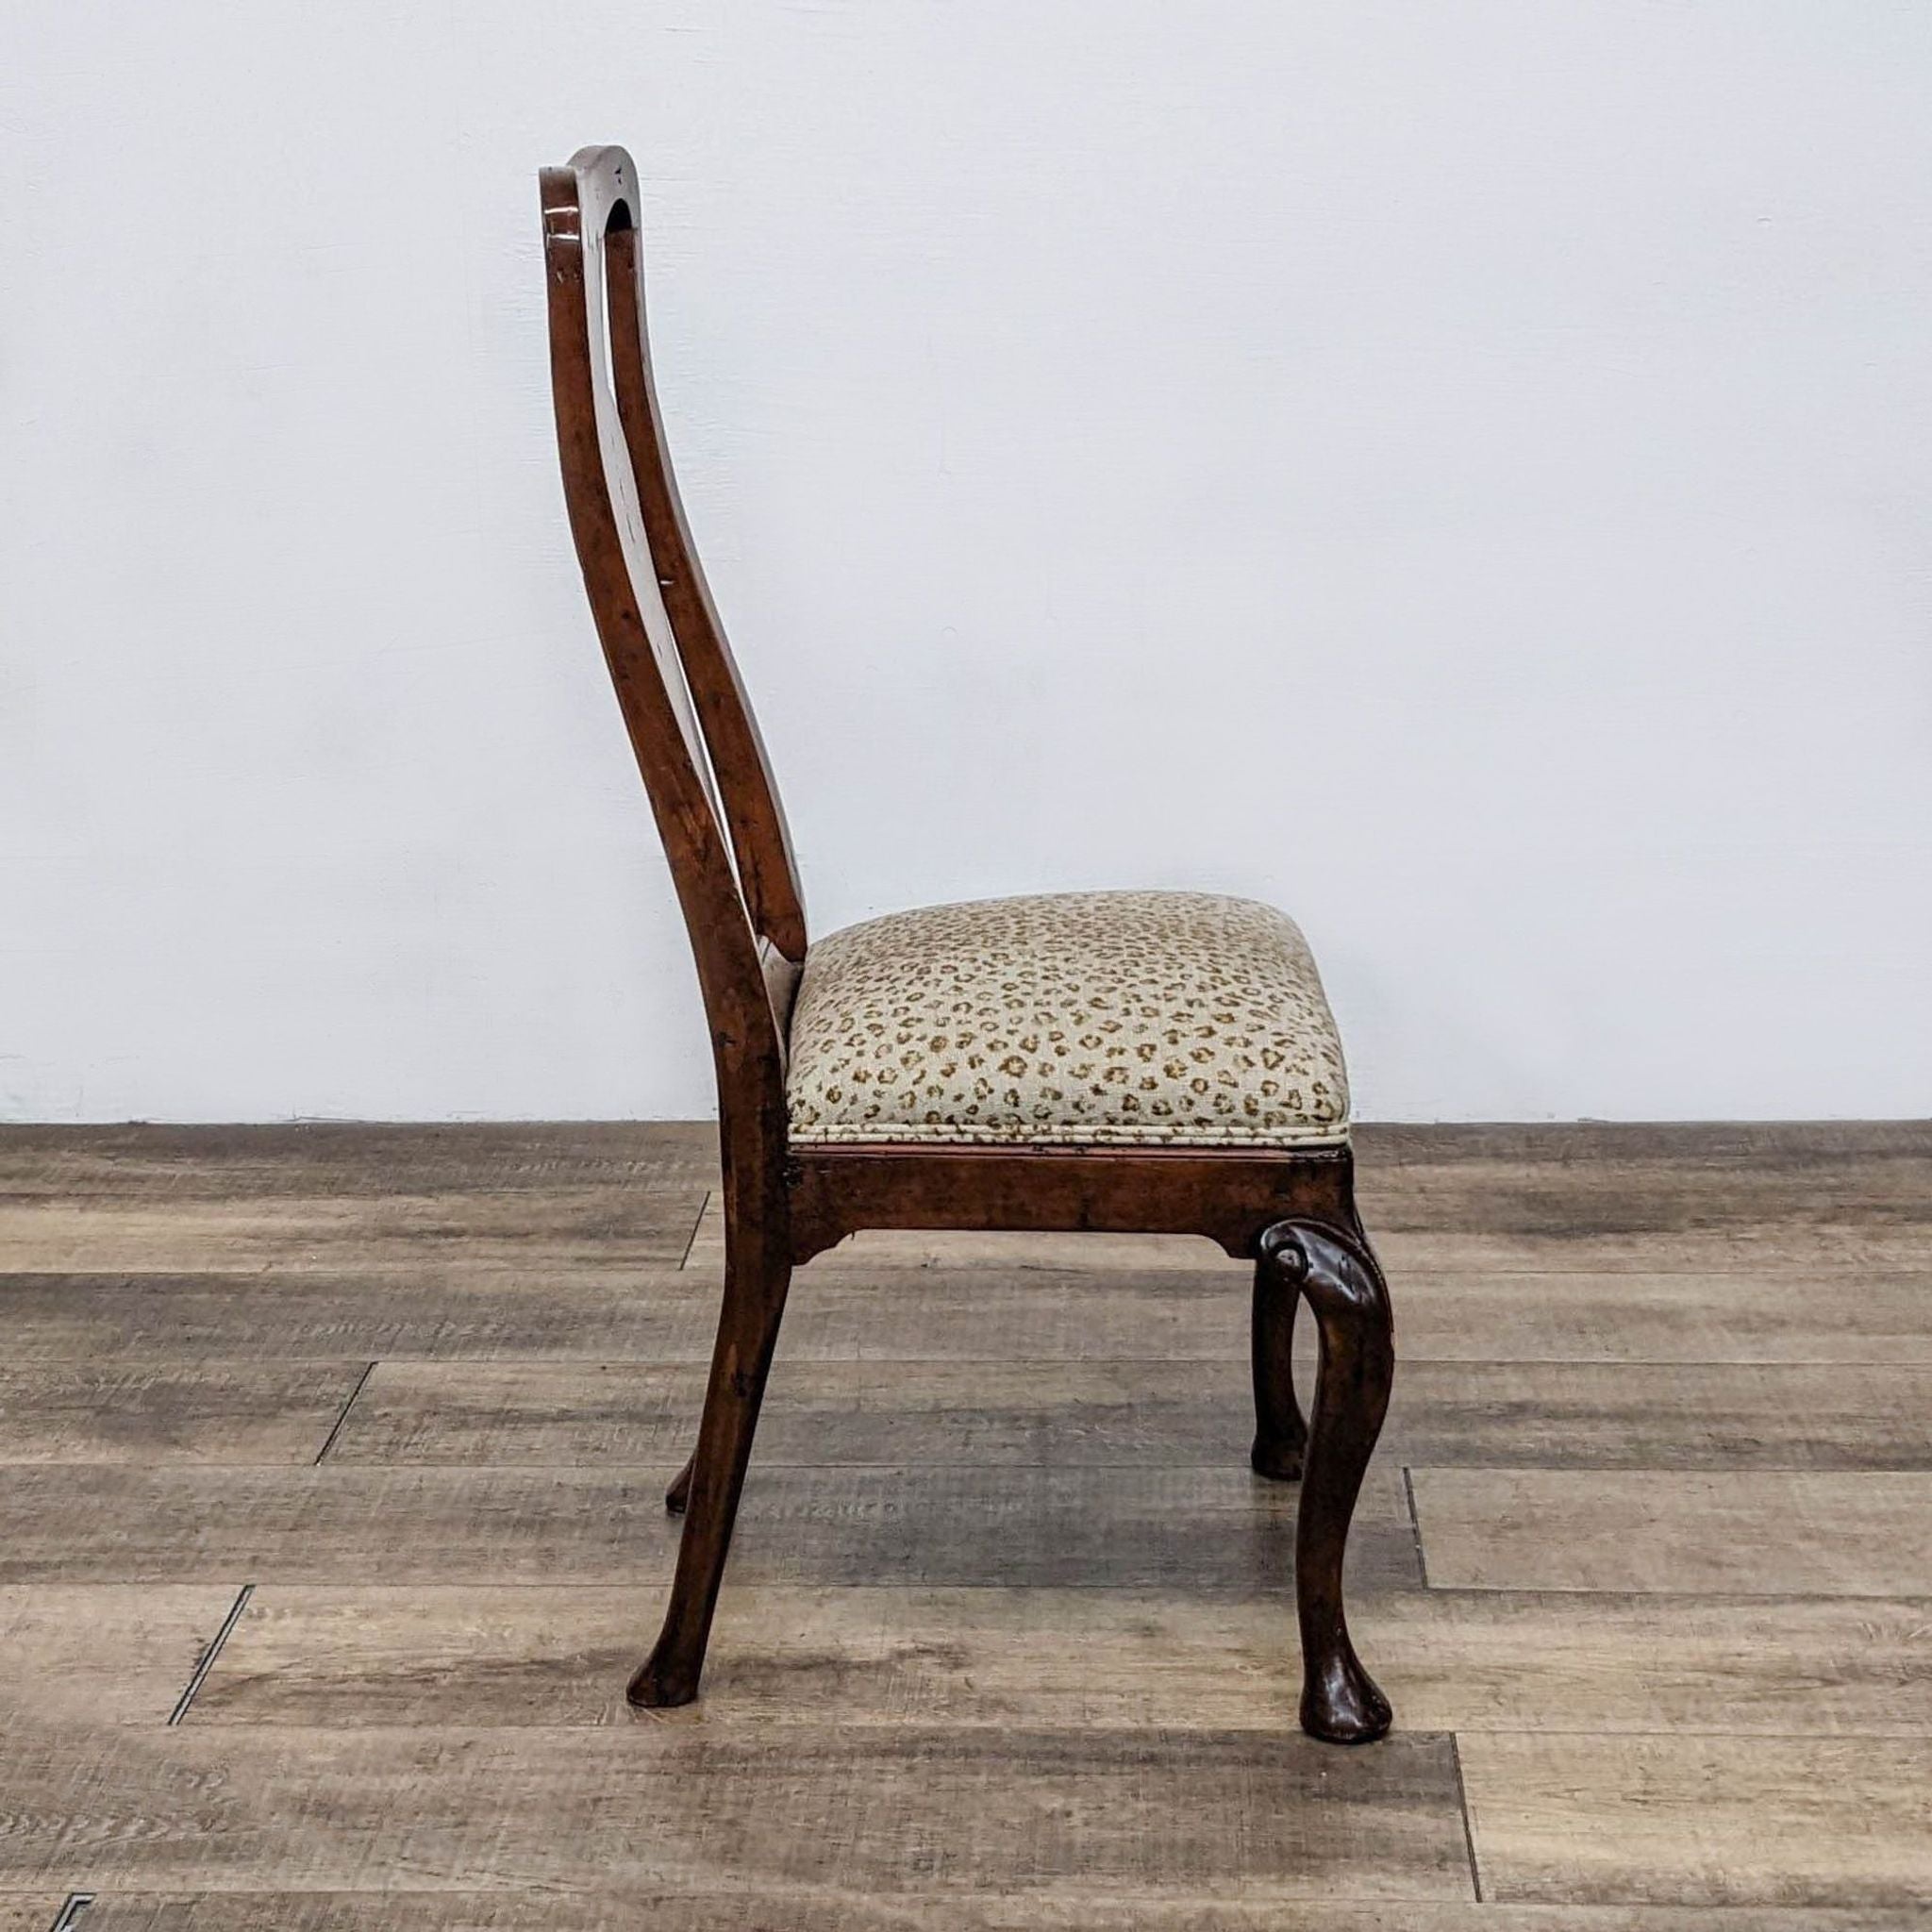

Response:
(1250, 1245), (1308, 1479)
(628, 1241), (791, 1708)
(1257, 1219), (1395, 1744)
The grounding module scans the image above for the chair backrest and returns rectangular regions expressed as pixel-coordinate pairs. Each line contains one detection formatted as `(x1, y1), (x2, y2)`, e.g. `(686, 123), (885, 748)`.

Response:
(541, 146), (804, 1151)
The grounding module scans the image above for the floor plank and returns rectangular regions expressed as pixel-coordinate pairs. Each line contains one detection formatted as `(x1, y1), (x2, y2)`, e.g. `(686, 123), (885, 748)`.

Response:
(1387, 1362), (1932, 1469)
(0, 1270), (712, 1364)
(0, 1121), (721, 1200)
(0, 1187), (704, 1274)
(0, 1902), (65, 1932)
(0, 1726), (1471, 1901)
(13, 1262), (1932, 1366)
(1460, 1733), (1932, 1907)
(1350, 1120), (1932, 1164)
(192, 1585), (1932, 1736)
(1376, 1227), (1932, 1274)
(325, 1358), (1932, 1470)
(0, 1585), (241, 1727)
(1411, 1470), (1932, 1595)
(0, 1364), (365, 1465)
(1351, 1128), (1932, 1231)
(0, 1463), (1419, 1591)
(63, 1896), (1932, 1930)
(332, 1358), (1275, 1467)
(1383, 1271), (1932, 1365)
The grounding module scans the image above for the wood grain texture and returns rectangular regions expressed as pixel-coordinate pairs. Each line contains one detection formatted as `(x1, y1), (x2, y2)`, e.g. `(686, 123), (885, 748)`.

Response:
(0, 1902), (65, 1932)
(333, 1358), (1266, 1466)
(14, 1261), (1932, 1366)
(781, 1255), (1932, 1368)
(0, 1463), (1417, 1591)
(1411, 1470), (1932, 1594)
(1388, 1362), (1932, 1469)
(0, 1185), (703, 1274)
(193, 1585), (1932, 1737)
(792, 1218), (1932, 1279)
(1348, 1119), (1932, 1164)
(1350, 1126), (1932, 1225)
(5, 1116), (1920, 1194)
(0, 1364), (365, 1464)
(1377, 1226), (1932, 1274)
(7, 1120), (1932, 1911)
(0, 1585), (240, 1727)
(0, 1726), (1470, 1899)
(1384, 1270), (1932, 1365)
(326, 1358), (1932, 1470)
(1460, 1733), (1932, 1907)
(63, 1896), (1932, 1930)
(0, 1121), (721, 1199)
(0, 1270), (712, 1364)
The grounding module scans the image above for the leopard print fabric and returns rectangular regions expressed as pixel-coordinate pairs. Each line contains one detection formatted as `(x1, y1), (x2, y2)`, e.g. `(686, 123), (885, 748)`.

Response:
(786, 891), (1350, 1147)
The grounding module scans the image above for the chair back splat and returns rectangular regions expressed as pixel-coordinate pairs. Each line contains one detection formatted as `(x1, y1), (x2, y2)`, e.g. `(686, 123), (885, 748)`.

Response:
(541, 146), (804, 1150)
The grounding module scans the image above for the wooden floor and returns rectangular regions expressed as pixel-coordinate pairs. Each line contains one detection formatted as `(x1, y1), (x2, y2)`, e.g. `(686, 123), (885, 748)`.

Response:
(2, 1122), (1930, 1928)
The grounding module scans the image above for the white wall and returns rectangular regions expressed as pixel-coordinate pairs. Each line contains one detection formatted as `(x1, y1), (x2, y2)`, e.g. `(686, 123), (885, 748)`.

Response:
(4, 1), (1930, 1124)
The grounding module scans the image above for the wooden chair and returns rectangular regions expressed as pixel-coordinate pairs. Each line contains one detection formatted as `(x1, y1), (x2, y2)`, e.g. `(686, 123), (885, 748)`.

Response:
(541, 145), (1397, 1743)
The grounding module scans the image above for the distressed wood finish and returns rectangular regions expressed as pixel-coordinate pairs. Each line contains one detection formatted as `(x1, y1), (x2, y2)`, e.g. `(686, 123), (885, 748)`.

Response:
(1410, 1469), (1932, 1595)
(0, 1462), (1418, 1591)
(0, 1268), (715, 1365)
(0, 1726), (1470, 1899)
(1459, 1734), (1932, 1907)
(5, 1116), (1924, 1205)
(6, 1123), (1932, 1908)
(0, 1363), (366, 1464)
(0, 1585), (241, 1728)
(53, 1901), (1932, 1932)
(0, 1188), (704, 1274)
(541, 143), (1398, 1740)
(320, 1357), (1932, 1472)
(0, 1904), (64, 1932)
(192, 1585), (1932, 1737)
(10, 1255), (1932, 1377)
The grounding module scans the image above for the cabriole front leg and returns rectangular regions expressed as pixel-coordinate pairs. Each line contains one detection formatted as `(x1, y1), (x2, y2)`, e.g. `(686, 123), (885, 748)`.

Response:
(1257, 1219), (1395, 1744)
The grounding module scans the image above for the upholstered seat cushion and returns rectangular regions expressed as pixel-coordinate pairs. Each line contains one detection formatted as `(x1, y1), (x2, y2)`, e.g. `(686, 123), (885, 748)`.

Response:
(785, 891), (1350, 1149)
